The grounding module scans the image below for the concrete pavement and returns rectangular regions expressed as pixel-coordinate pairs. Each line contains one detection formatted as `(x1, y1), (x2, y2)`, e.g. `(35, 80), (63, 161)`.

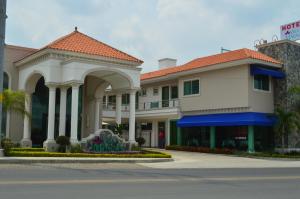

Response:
(140, 149), (300, 169)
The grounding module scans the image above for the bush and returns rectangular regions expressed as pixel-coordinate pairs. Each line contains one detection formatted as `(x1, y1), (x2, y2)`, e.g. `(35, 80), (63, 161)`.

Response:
(1, 138), (14, 156)
(6, 151), (172, 158)
(136, 137), (146, 147)
(166, 145), (234, 154)
(56, 136), (70, 153)
(11, 148), (44, 152)
(70, 144), (83, 153)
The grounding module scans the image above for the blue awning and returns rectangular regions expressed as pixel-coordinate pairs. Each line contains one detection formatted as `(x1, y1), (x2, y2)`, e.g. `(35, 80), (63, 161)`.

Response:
(250, 66), (285, 79)
(177, 112), (276, 127)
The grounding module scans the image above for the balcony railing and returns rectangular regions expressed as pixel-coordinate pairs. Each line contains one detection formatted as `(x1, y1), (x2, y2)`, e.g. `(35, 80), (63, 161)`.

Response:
(102, 99), (179, 112)
(136, 99), (179, 111)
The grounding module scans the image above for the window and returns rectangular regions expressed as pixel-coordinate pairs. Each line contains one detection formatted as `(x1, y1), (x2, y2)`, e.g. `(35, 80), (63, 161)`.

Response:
(153, 87), (159, 96)
(139, 88), (147, 96)
(150, 101), (159, 108)
(171, 86), (178, 99)
(254, 75), (270, 91)
(184, 79), (199, 95)
(122, 94), (130, 105)
(108, 95), (116, 104)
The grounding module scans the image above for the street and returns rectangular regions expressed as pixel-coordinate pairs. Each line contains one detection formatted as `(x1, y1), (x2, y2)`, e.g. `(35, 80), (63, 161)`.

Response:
(0, 162), (300, 199)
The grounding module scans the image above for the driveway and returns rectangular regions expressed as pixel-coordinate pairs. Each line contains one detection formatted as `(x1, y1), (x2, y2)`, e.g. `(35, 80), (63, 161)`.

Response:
(140, 149), (300, 169)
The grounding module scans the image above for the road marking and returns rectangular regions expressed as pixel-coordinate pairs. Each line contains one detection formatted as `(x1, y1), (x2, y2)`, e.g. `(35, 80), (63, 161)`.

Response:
(1, 176), (300, 185)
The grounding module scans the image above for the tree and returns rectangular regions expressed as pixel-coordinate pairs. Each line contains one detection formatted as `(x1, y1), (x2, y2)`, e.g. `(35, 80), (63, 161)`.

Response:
(0, 89), (30, 117)
(274, 107), (300, 149)
(113, 123), (124, 136)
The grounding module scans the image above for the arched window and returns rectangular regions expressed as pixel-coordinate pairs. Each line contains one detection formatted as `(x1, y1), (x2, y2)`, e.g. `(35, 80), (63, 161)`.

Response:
(1, 72), (9, 138)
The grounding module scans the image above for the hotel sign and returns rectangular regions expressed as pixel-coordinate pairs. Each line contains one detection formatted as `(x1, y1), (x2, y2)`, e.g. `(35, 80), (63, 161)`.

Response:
(280, 20), (300, 41)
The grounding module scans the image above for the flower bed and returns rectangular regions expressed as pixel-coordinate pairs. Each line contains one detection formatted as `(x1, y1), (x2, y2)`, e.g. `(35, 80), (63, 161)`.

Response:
(7, 149), (171, 158)
(166, 145), (234, 154)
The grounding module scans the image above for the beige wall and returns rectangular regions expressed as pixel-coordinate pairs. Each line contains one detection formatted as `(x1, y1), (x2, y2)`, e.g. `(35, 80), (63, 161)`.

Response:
(248, 71), (274, 113)
(178, 65), (250, 112)
(4, 45), (37, 142)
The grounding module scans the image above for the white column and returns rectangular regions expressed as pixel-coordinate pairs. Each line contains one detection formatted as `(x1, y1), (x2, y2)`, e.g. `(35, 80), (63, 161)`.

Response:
(59, 87), (67, 136)
(94, 98), (101, 131)
(21, 93), (32, 147)
(151, 120), (158, 147)
(70, 84), (80, 144)
(165, 119), (170, 146)
(116, 93), (122, 125)
(129, 90), (136, 143)
(46, 85), (56, 142)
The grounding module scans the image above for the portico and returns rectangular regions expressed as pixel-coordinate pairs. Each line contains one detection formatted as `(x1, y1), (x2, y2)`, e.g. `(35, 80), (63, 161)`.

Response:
(15, 29), (143, 150)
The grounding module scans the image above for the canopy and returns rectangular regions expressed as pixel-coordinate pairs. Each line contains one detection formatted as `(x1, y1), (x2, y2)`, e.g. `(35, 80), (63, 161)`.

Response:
(250, 66), (285, 79)
(177, 112), (276, 127)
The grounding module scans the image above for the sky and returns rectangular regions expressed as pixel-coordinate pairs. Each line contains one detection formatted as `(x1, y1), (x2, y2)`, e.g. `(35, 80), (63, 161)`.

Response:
(5, 0), (300, 73)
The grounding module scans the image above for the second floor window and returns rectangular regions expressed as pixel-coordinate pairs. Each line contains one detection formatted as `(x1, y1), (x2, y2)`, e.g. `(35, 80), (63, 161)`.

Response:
(184, 79), (199, 96)
(153, 87), (159, 96)
(254, 75), (270, 91)
(171, 86), (178, 99)
(139, 88), (147, 96)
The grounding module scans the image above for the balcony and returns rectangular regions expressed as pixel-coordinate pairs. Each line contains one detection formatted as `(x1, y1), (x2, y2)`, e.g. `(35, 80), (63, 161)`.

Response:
(136, 99), (179, 111)
(102, 99), (180, 118)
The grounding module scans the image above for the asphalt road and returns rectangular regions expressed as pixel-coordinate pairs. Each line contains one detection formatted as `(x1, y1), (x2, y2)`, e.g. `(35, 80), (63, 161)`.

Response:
(0, 163), (300, 199)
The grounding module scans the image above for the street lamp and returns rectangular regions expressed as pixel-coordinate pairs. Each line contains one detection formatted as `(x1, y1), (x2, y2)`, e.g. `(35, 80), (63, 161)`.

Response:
(0, 0), (7, 156)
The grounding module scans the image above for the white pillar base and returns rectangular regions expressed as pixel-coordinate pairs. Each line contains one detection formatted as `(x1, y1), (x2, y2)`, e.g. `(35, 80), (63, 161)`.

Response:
(70, 139), (79, 145)
(0, 149), (4, 157)
(43, 139), (57, 152)
(20, 138), (32, 148)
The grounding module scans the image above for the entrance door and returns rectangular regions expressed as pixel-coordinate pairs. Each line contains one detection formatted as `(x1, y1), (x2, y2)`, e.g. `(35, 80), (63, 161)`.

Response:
(161, 86), (169, 108)
(158, 121), (166, 148)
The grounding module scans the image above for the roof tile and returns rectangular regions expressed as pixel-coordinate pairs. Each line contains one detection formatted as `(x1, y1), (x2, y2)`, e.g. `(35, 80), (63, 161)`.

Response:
(141, 48), (281, 80)
(44, 30), (143, 63)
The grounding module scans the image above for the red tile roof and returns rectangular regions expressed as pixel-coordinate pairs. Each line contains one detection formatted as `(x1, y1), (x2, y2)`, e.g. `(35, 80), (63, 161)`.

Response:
(141, 48), (281, 80)
(43, 30), (143, 63)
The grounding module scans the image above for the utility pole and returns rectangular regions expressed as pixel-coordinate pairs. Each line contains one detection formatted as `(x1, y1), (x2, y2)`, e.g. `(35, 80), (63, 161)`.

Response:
(0, 0), (6, 156)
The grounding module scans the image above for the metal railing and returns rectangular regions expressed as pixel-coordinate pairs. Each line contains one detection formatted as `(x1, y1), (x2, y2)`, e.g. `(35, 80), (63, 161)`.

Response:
(102, 99), (179, 112)
(136, 99), (179, 111)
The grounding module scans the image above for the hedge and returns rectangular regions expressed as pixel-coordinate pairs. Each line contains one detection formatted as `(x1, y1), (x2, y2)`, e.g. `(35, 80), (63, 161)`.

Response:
(166, 145), (234, 154)
(7, 151), (171, 158)
(11, 148), (44, 152)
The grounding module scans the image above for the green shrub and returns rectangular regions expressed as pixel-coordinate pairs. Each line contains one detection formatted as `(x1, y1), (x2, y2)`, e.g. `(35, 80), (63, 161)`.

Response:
(1, 138), (14, 156)
(6, 151), (171, 158)
(11, 147), (44, 152)
(136, 137), (146, 147)
(70, 144), (83, 153)
(56, 136), (70, 153)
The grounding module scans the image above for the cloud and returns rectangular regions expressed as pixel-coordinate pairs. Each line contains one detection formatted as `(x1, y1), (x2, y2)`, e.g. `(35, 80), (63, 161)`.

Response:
(6, 0), (300, 73)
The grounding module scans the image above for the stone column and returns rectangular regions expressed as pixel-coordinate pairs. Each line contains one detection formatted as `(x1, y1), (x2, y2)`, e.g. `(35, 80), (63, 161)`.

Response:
(59, 87), (67, 136)
(44, 85), (57, 150)
(70, 84), (80, 144)
(116, 93), (122, 125)
(21, 93), (32, 147)
(129, 90), (136, 144)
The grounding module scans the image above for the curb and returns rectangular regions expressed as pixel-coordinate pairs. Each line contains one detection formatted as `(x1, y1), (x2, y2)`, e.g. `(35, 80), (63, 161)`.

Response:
(0, 157), (174, 164)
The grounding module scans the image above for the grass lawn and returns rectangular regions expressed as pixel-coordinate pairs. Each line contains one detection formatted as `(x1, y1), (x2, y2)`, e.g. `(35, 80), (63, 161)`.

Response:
(7, 148), (172, 158)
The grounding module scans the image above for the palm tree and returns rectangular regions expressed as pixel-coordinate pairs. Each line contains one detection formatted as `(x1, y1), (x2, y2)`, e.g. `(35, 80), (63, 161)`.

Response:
(0, 89), (29, 117)
(274, 107), (300, 150)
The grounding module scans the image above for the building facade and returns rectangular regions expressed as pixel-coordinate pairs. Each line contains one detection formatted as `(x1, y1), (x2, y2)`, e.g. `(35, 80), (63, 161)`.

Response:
(2, 30), (296, 152)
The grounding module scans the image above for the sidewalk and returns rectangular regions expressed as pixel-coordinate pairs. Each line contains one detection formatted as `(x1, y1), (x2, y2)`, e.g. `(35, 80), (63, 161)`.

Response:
(0, 156), (173, 164)
(139, 149), (300, 169)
